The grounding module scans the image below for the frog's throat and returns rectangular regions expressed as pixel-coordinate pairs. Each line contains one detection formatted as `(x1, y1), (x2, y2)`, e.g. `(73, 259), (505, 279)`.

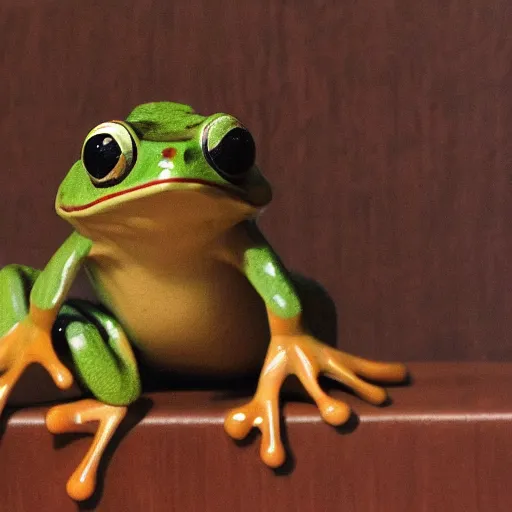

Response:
(57, 178), (246, 216)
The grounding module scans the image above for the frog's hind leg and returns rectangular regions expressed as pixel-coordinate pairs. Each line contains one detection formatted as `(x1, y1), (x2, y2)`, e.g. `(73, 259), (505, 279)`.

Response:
(45, 301), (141, 501)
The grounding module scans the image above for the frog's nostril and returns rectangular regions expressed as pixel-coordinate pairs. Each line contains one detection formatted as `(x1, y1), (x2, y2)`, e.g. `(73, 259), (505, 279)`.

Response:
(161, 147), (177, 159)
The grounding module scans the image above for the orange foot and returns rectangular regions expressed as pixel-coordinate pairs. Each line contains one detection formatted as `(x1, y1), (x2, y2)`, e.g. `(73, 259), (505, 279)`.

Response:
(46, 399), (127, 501)
(224, 332), (407, 467)
(0, 306), (73, 413)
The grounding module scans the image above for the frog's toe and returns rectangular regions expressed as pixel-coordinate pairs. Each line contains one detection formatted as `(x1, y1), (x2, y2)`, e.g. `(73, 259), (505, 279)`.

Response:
(46, 399), (127, 501)
(224, 337), (292, 467)
(320, 347), (407, 405)
(224, 405), (255, 440)
(225, 398), (286, 468)
(325, 349), (408, 384)
(285, 335), (406, 409)
(0, 363), (26, 413)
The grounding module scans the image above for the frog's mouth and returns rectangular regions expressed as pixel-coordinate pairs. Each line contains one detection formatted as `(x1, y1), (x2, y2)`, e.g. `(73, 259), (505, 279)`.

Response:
(58, 177), (246, 214)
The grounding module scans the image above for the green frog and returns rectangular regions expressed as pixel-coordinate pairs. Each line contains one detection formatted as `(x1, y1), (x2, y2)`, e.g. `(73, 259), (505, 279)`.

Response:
(0, 102), (407, 501)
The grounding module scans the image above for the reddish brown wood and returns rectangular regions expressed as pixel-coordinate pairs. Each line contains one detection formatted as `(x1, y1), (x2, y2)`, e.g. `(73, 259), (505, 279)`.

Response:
(1, 1), (512, 363)
(0, 363), (511, 511)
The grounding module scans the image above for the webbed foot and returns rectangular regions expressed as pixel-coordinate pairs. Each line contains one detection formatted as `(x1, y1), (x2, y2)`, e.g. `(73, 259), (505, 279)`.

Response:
(46, 399), (127, 501)
(224, 331), (406, 467)
(0, 306), (73, 414)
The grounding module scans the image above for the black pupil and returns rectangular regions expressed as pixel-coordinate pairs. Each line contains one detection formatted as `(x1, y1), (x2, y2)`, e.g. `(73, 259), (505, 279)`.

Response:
(209, 128), (255, 178)
(83, 134), (122, 179)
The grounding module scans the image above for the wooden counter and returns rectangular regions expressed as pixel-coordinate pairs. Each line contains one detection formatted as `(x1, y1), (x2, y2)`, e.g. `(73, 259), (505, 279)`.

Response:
(1, 363), (511, 511)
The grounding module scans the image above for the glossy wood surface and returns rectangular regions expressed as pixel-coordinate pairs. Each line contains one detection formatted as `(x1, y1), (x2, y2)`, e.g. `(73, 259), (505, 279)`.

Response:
(1, 3), (511, 358)
(0, 363), (510, 511)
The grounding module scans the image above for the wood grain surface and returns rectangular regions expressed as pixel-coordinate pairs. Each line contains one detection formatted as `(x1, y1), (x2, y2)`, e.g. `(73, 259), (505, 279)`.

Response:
(0, 363), (511, 511)
(1, 0), (512, 361)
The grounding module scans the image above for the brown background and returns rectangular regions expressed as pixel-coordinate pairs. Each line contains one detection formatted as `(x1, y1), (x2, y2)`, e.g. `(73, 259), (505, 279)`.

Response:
(2, 3), (512, 511)
(1, 0), (512, 363)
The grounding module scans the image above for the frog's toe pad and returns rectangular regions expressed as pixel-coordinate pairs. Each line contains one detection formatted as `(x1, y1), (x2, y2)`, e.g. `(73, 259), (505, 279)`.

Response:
(225, 401), (286, 468)
(316, 397), (352, 425)
(66, 474), (96, 503)
(224, 406), (255, 440)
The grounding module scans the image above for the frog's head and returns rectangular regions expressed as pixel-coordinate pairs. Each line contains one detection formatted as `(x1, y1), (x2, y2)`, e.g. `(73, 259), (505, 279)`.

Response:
(56, 102), (272, 235)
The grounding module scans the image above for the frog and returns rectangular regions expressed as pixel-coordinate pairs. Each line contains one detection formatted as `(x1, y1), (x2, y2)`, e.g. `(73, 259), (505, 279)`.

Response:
(0, 102), (407, 501)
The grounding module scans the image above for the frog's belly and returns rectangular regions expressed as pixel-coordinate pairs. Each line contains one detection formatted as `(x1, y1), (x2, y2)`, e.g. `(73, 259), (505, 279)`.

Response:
(90, 261), (270, 376)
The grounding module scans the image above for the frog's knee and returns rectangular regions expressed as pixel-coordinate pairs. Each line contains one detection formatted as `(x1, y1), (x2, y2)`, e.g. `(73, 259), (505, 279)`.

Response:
(0, 264), (39, 283)
(0, 264), (40, 302)
(63, 318), (141, 406)
(0, 265), (40, 336)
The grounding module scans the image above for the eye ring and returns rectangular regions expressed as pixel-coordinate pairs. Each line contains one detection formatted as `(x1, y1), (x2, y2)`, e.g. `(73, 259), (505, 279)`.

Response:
(81, 121), (138, 187)
(202, 115), (256, 182)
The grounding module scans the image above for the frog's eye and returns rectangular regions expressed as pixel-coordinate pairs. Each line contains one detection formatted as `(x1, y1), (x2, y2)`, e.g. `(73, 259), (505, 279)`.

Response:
(82, 121), (138, 186)
(202, 116), (256, 182)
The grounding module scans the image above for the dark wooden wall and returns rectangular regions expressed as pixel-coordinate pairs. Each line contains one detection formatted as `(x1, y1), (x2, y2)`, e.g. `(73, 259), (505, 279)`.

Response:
(1, 0), (512, 361)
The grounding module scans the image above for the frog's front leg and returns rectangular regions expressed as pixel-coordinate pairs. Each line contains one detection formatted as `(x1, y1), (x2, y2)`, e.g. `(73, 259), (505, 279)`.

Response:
(46, 301), (141, 501)
(223, 225), (407, 467)
(0, 231), (92, 412)
(225, 311), (407, 466)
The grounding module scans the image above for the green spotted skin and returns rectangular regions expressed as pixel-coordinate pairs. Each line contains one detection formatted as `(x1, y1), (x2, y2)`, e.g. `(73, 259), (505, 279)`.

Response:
(57, 302), (141, 405)
(242, 223), (302, 319)
(0, 102), (309, 405)
(0, 264), (141, 406)
(31, 231), (92, 310)
(0, 265), (40, 337)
